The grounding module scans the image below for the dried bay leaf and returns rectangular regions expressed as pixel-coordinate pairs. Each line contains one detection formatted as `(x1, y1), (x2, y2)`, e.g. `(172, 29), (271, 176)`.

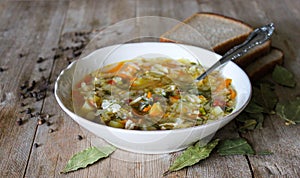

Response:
(61, 145), (116, 174)
(164, 139), (219, 175)
(256, 150), (273, 155)
(251, 83), (278, 114)
(217, 138), (255, 156)
(272, 65), (296, 87)
(276, 97), (300, 125)
(237, 81), (279, 132)
(252, 86), (264, 105)
(238, 119), (257, 133)
(254, 113), (264, 129)
(259, 83), (278, 114)
(244, 100), (264, 113)
(236, 112), (264, 132)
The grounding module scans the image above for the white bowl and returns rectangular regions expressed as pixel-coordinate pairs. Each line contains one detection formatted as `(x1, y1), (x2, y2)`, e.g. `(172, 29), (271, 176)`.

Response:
(54, 42), (251, 154)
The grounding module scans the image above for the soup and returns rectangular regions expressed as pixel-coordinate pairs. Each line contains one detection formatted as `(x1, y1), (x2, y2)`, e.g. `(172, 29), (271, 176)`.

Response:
(72, 58), (236, 130)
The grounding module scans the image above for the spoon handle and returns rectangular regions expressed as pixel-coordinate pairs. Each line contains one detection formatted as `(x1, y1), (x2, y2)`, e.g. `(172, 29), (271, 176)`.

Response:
(196, 23), (275, 81)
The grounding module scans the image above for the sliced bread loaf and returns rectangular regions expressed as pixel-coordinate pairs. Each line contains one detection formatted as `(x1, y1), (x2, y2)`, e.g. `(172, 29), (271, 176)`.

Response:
(160, 12), (255, 54)
(160, 12), (271, 65)
(245, 48), (284, 80)
(235, 40), (271, 67)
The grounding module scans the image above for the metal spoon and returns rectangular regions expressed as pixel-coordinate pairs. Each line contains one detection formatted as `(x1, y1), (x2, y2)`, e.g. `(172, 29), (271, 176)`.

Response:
(196, 23), (275, 81)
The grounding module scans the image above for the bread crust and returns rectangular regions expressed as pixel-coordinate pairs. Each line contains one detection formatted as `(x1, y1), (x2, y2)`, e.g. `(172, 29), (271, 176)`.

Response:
(160, 12), (254, 54)
(246, 47), (284, 81)
(236, 40), (272, 67)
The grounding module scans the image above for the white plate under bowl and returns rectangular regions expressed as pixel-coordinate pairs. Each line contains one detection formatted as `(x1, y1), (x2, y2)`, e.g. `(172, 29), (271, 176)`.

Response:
(54, 42), (251, 154)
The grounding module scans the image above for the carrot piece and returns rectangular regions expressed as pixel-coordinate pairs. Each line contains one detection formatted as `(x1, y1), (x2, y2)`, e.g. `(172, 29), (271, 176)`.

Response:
(230, 89), (237, 99)
(107, 79), (115, 85)
(147, 91), (152, 98)
(169, 96), (179, 103)
(142, 105), (152, 112)
(198, 95), (205, 99)
(225, 78), (232, 87)
(172, 95), (180, 99)
(119, 119), (128, 125)
(106, 61), (125, 73)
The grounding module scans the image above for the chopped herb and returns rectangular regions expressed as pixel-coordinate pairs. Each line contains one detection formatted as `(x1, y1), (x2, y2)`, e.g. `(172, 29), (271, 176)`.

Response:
(217, 138), (255, 156)
(164, 139), (219, 175)
(61, 145), (116, 174)
(272, 65), (296, 87)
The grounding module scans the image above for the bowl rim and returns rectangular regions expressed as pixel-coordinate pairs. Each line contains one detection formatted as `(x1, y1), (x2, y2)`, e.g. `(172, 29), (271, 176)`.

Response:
(54, 42), (252, 135)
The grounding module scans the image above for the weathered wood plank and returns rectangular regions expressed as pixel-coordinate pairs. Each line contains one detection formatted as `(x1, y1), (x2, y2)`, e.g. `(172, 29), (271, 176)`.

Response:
(62, 0), (136, 34)
(195, 0), (300, 177)
(0, 1), (68, 177)
(24, 0), (142, 177)
(0, 0), (299, 177)
(239, 0), (300, 177)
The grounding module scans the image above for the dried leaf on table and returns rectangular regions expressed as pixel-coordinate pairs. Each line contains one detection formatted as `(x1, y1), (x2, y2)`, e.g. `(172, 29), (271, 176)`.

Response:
(164, 139), (219, 175)
(276, 97), (300, 125)
(217, 138), (255, 156)
(272, 65), (296, 87)
(259, 83), (278, 114)
(61, 145), (116, 174)
(244, 100), (264, 114)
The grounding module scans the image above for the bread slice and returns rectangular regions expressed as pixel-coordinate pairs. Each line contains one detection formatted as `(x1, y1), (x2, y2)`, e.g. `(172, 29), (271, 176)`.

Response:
(160, 12), (271, 65)
(245, 48), (284, 80)
(235, 40), (271, 67)
(160, 13), (254, 54)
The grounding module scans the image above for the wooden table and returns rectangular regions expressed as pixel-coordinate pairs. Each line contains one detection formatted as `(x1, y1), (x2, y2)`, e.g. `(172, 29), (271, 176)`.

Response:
(1, 0), (299, 177)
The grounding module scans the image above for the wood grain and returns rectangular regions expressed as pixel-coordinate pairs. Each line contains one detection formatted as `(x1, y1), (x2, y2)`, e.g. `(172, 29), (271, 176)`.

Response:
(0, 1), (68, 177)
(0, 0), (299, 177)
